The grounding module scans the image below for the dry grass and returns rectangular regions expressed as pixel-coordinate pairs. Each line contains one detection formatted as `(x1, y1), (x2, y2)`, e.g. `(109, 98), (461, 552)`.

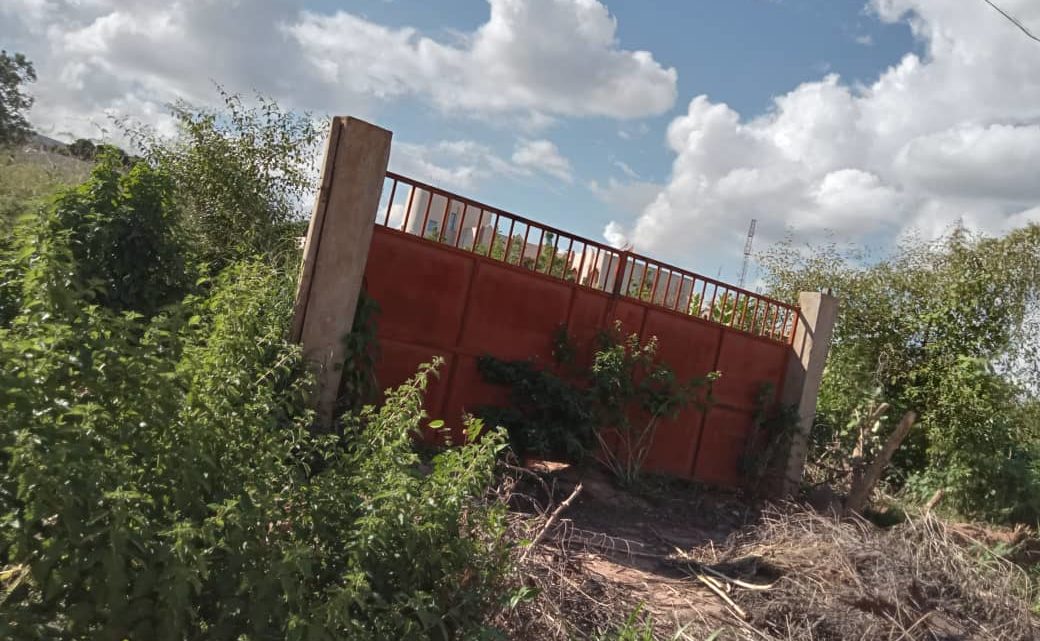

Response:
(493, 470), (634, 640)
(697, 506), (1039, 640)
(493, 467), (1039, 641)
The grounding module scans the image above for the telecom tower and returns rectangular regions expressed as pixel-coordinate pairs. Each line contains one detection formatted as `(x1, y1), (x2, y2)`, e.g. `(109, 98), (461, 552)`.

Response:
(738, 219), (757, 288)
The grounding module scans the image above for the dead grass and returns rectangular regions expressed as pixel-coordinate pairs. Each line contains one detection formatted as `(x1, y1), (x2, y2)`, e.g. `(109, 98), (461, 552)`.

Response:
(494, 465), (1040, 640)
(698, 506), (1039, 640)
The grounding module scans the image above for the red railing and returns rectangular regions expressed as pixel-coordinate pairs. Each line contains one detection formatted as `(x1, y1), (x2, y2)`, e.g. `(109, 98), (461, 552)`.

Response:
(377, 172), (798, 343)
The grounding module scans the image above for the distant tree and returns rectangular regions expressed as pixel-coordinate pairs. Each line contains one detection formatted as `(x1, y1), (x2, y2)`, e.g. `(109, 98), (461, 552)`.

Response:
(66, 138), (97, 161)
(0, 50), (36, 146)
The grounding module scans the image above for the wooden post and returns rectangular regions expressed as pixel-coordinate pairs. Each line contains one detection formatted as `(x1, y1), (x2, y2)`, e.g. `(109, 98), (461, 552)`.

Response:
(779, 291), (838, 495)
(292, 117), (392, 426)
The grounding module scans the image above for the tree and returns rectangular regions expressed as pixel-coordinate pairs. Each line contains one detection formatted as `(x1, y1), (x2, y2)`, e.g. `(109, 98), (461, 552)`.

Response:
(760, 225), (1040, 520)
(0, 50), (36, 146)
(66, 138), (98, 161)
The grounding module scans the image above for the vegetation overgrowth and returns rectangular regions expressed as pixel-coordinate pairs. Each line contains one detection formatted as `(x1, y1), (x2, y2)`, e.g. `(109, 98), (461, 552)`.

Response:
(0, 90), (512, 640)
(477, 322), (717, 486)
(762, 228), (1040, 522)
(2, 46), (1040, 639)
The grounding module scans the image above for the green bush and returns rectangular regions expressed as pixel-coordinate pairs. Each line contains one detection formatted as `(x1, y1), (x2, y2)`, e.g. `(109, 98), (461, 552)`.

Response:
(0, 259), (510, 640)
(0, 91), (512, 639)
(588, 324), (716, 486)
(1, 149), (190, 326)
(476, 355), (597, 461)
(761, 225), (1040, 521)
(126, 89), (324, 268)
(478, 323), (716, 485)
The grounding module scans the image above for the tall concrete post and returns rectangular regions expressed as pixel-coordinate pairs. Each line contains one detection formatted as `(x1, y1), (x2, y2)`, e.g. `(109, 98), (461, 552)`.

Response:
(291, 117), (392, 427)
(780, 291), (838, 494)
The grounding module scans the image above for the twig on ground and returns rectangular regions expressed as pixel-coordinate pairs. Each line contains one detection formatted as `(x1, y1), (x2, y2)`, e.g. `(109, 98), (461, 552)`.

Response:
(693, 571), (750, 620)
(520, 482), (583, 563)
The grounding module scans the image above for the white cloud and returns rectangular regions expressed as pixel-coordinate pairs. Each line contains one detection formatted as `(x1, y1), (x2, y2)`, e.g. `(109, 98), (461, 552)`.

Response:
(589, 178), (662, 216)
(603, 221), (629, 248)
(1, 0), (331, 142)
(512, 139), (573, 182)
(286, 0), (677, 123)
(391, 136), (575, 190)
(609, 0), (1040, 264)
(0, 0), (675, 142)
(855, 34), (875, 45)
(390, 140), (525, 191)
(895, 124), (1040, 201)
(613, 160), (641, 180)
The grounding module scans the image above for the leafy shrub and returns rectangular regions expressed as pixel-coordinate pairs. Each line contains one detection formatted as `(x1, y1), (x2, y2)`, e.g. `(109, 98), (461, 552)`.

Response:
(0, 259), (510, 640)
(589, 323), (717, 486)
(0, 90), (512, 639)
(761, 225), (1040, 521)
(125, 89), (325, 268)
(336, 290), (382, 416)
(1, 149), (190, 326)
(478, 322), (716, 485)
(477, 355), (597, 461)
(907, 356), (1040, 521)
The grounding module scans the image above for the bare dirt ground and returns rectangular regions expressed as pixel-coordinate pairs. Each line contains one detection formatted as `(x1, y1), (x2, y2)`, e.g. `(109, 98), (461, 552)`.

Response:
(497, 461), (1040, 641)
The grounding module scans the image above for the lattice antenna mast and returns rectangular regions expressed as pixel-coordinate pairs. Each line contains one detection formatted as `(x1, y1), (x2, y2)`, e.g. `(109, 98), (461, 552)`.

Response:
(738, 219), (757, 288)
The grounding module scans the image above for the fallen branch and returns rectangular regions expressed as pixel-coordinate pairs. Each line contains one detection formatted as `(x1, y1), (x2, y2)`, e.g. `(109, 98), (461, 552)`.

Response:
(520, 482), (583, 562)
(693, 571), (749, 620)
(670, 548), (776, 591)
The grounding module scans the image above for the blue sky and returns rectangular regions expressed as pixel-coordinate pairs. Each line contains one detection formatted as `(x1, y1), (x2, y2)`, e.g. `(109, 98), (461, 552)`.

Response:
(320, 0), (918, 278)
(342, 0), (917, 247)
(3, 0), (1039, 283)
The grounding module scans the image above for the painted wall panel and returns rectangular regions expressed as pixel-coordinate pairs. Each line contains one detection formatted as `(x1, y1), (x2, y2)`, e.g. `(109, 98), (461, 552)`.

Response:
(712, 332), (788, 409)
(364, 226), (791, 487)
(458, 263), (572, 362)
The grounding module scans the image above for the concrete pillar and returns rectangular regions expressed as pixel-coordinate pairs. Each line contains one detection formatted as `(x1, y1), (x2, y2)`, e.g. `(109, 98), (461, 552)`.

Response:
(291, 117), (392, 426)
(780, 291), (838, 494)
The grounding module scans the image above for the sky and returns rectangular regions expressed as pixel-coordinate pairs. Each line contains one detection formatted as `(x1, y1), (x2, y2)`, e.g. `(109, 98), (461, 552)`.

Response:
(2, 0), (1039, 282)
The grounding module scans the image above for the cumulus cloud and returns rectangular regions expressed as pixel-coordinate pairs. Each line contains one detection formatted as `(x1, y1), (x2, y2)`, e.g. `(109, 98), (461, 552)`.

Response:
(603, 221), (630, 248)
(0, 0), (329, 141)
(287, 0), (677, 123)
(610, 0), (1040, 263)
(589, 178), (662, 217)
(0, 0), (676, 142)
(390, 140), (525, 191)
(512, 139), (573, 182)
(390, 136), (575, 191)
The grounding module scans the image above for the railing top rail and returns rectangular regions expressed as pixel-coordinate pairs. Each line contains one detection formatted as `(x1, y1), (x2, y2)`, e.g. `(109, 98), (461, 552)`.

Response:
(619, 251), (795, 312)
(378, 171), (798, 343)
(384, 170), (621, 256)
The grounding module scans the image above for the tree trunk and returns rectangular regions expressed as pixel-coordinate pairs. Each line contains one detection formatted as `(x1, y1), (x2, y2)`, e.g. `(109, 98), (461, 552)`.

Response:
(845, 411), (917, 515)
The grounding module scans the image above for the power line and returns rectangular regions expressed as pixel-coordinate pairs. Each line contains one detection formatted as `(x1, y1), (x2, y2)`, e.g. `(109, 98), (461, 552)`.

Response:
(983, 0), (1040, 44)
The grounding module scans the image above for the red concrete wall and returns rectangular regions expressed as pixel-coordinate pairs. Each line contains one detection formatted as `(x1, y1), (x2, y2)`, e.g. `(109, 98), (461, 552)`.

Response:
(364, 226), (790, 486)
